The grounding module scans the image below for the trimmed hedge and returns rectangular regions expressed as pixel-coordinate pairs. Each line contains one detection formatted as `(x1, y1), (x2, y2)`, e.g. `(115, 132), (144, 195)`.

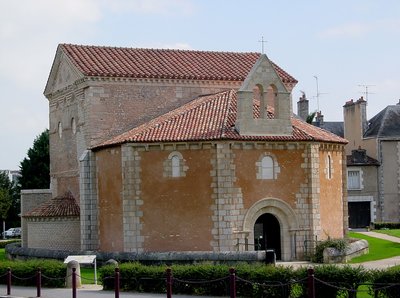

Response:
(370, 266), (400, 298)
(0, 259), (66, 287)
(372, 222), (400, 230)
(0, 239), (20, 249)
(99, 262), (373, 297)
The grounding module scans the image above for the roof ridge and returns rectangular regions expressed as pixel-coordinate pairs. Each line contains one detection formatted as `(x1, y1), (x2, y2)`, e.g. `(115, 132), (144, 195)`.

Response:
(61, 43), (261, 55)
(377, 106), (390, 137)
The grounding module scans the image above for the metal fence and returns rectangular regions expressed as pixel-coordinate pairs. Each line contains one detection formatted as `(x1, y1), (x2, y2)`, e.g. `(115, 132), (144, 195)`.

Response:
(2, 267), (400, 298)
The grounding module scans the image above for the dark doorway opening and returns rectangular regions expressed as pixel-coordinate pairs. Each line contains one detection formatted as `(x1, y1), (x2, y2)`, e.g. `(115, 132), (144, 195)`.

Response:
(349, 201), (371, 229)
(254, 213), (281, 260)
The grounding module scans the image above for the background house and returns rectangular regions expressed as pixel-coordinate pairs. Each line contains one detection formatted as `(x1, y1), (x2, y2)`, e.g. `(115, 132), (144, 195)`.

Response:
(344, 99), (400, 225)
(21, 45), (348, 261)
(298, 95), (400, 227)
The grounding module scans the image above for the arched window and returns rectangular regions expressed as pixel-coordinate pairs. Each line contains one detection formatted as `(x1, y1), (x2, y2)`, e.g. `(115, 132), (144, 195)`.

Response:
(58, 121), (62, 139)
(261, 156), (274, 179)
(71, 118), (76, 135)
(171, 155), (180, 177)
(327, 155), (333, 179)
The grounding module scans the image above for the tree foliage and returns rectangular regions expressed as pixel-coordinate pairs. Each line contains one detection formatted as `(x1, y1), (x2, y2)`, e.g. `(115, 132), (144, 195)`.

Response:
(19, 129), (50, 190)
(306, 111), (317, 124)
(0, 171), (17, 223)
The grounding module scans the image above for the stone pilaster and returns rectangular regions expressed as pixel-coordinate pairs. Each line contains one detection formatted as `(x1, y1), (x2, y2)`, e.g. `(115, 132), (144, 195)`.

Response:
(79, 150), (98, 251)
(210, 143), (245, 251)
(121, 145), (144, 252)
(308, 144), (321, 240)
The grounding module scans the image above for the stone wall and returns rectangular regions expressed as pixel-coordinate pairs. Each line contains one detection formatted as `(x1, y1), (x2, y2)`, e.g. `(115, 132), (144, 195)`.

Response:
(25, 217), (80, 251)
(48, 78), (242, 200)
(20, 189), (52, 248)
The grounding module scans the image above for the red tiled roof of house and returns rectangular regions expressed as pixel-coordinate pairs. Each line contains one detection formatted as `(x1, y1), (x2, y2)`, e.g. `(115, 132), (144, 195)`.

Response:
(23, 191), (80, 218)
(60, 44), (297, 84)
(94, 90), (347, 149)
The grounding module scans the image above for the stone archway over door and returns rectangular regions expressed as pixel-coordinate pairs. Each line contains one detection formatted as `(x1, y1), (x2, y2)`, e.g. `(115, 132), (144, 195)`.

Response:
(243, 198), (299, 261)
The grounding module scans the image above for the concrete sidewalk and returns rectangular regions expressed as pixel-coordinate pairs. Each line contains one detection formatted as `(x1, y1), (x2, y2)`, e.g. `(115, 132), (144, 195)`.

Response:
(0, 284), (222, 298)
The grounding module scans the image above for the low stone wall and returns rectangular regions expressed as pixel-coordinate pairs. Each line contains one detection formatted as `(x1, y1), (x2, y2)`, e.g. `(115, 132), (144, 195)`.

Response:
(6, 243), (267, 265)
(323, 239), (369, 263)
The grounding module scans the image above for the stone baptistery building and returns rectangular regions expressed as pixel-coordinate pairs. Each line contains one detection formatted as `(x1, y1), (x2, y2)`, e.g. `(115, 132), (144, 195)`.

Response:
(21, 44), (347, 261)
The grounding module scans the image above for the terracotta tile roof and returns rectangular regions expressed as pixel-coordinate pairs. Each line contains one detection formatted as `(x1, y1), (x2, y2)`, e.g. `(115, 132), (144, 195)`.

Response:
(60, 44), (297, 84)
(23, 191), (80, 218)
(94, 90), (347, 149)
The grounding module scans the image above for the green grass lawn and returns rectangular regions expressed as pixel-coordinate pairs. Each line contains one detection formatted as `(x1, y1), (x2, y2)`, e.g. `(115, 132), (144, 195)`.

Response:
(348, 231), (400, 263)
(374, 229), (400, 238)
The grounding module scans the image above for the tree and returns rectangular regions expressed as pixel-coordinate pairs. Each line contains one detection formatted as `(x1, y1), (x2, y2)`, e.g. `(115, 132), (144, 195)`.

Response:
(306, 111), (317, 124)
(0, 171), (16, 233)
(19, 129), (50, 189)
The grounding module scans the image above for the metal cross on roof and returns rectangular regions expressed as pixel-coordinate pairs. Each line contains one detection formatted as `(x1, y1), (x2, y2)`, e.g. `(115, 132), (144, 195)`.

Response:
(258, 36), (267, 54)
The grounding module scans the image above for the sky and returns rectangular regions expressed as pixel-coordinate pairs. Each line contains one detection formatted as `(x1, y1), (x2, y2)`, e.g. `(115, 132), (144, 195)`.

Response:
(1, 0), (400, 170)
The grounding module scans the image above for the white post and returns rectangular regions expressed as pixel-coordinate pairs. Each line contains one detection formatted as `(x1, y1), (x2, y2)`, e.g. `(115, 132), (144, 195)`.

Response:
(94, 257), (97, 285)
(2, 220), (5, 239)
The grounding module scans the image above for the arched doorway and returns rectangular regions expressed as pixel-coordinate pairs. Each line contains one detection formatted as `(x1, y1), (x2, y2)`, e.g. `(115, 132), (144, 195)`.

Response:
(254, 213), (281, 259)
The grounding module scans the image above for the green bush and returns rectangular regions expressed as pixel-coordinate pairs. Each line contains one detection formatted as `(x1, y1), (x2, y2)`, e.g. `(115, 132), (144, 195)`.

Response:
(312, 238), (348, 263)
(0, 259), (66, 287)
(370, 267), (400, 297)
(372, 222), (400, 230)
(100, 262), (301, 297)
(0, 239), (20, 249)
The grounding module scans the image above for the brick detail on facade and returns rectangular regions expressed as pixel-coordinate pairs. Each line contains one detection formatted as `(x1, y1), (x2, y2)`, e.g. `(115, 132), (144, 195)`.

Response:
(121, 145), (144, 252)
(79, 150), (98, 250)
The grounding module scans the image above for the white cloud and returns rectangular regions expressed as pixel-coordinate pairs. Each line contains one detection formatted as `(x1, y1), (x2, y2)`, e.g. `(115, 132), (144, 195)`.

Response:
(102, 0), (195, 15)
(318, 18), (400, 39)
(319, 22), (371, 39)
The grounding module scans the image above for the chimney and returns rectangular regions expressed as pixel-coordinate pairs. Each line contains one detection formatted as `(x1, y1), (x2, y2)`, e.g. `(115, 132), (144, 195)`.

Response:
(297, 92), (309, 121)
(351, 147), (367, 164)
(315, 111), (324, 127)
(343, 96), (368, 155)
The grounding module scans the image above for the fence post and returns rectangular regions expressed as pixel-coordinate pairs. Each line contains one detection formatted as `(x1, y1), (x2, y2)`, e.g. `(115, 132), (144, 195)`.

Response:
(166, 268), (172, 298)
(307, 267), (315, 298)
(6, 267), (11, 296)
(114, 267), (120, 298)
(229, 268), (236, 298)
(36, 268), (42, 297)
(72, 267), (77, 298)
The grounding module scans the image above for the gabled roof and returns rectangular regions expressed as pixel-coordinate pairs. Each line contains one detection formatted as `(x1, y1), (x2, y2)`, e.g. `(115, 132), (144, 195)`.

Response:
(364, 104), (400, 138)
(94, 90), (347, 149)
(60, 44), (297, 84)
(23, 191), (80, 218)
(313, 121), (344, 138)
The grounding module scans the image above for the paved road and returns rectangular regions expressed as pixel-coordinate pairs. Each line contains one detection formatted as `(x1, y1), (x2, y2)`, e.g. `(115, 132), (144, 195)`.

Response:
(1, 231), (399, 297)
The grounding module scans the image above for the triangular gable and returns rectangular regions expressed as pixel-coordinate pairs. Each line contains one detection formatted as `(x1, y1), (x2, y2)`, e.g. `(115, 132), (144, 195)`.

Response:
(44, 45), (84, 97)
(236, 54), (292, 136)
(239, 54), (288, 93)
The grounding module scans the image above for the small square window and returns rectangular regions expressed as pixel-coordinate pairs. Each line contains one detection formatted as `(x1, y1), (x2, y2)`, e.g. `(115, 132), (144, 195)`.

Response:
(348, 170), (361, 190)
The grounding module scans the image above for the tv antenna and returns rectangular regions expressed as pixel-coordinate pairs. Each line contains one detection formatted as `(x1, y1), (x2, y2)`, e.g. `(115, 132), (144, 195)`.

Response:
(358, 84), (375, 101)
(258, 36), (267, 54)
(313, 75), (327, 112)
